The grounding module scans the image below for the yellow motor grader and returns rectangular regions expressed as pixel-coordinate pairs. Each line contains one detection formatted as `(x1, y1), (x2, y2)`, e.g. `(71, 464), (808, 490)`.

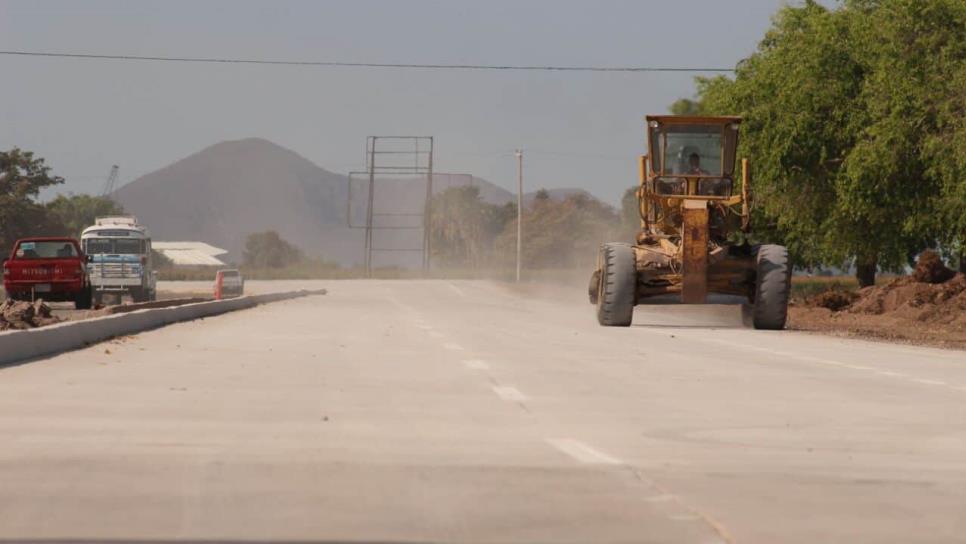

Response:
(589, 115), (791, 329)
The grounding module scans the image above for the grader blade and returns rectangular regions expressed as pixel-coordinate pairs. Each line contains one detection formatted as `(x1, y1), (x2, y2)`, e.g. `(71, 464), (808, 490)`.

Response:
(681, 200), (709, 304)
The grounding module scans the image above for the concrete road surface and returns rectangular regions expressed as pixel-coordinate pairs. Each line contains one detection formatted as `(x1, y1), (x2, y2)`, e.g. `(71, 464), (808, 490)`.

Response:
(2, 280), (965, 543)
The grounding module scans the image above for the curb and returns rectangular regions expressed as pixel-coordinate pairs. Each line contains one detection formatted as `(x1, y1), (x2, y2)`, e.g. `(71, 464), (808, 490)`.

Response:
(0, 289), (326, 366)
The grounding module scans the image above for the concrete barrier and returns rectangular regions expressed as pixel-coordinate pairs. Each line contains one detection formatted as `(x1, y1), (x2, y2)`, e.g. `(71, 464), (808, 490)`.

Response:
(0, 289), (326, 366)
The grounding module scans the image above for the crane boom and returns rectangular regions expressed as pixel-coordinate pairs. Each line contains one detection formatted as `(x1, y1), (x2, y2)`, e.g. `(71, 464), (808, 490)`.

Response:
(101, 165), (119, 197)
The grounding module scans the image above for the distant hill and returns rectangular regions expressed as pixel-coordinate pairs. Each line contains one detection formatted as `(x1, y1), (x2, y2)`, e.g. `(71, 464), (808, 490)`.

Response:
(114, 138), (364, 265)
(113, 138), (604, 267)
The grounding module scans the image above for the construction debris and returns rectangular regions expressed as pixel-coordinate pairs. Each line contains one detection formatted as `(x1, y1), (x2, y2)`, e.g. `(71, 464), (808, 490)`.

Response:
(0, 299), (63, 331)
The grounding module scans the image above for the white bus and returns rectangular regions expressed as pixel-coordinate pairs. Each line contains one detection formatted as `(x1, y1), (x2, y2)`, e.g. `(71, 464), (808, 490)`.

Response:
(80, 216), (157, 304)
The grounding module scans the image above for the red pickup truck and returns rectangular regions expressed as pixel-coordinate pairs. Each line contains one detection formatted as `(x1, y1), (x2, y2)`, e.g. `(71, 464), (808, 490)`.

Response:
(3, 237), (93, 309)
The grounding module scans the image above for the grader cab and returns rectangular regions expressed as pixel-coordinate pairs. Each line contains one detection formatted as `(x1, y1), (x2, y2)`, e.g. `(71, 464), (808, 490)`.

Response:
(589, 115), (791, 329)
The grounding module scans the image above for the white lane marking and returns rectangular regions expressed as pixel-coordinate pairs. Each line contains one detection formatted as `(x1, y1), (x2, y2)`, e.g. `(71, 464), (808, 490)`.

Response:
(810, 359), (846, 367)
(442, 342), (464, 351)
(546, 438), (622, 465)
(701, 337), (961, 392)
(415, 323), (433, 330)
(644, 494), (676, 503)
(448, 283), (465, 297)
(428, 330), (445, 339)
(463, 359), (489, 370)
(669, 514), (702, 521)
(492, 386), (527, 402)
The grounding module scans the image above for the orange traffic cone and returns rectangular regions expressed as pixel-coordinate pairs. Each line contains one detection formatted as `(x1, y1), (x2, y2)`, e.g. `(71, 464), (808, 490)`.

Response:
(214, 271), (224, 300)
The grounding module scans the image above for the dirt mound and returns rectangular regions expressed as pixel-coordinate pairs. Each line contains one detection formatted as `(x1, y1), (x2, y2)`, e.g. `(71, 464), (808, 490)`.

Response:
(809, 289), (859, 311)
(795, 251), (966, 346)
(848, 273), (966, 317)
(913, 249), (956, 284)
(0, 299), (63, 331)
(844, 280), (966, 352)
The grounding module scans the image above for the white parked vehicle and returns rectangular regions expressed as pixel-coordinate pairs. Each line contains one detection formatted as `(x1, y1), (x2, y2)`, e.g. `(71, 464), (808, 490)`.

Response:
(81, 216), (157, 304)
(215, 269), (244, 298)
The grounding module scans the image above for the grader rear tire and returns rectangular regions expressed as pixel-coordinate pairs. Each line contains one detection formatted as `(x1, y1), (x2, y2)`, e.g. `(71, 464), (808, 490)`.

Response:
(596, 243), (636, 327)
(752, 244), (792, 330)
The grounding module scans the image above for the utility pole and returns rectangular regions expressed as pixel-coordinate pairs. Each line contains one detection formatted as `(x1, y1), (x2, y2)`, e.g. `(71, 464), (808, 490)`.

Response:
(515, 149), (523, 283)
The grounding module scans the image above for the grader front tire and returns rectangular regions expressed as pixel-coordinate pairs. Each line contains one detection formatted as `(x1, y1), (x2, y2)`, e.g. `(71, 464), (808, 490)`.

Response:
(752, 244), (792, 330)
(596, 243), (636, 327)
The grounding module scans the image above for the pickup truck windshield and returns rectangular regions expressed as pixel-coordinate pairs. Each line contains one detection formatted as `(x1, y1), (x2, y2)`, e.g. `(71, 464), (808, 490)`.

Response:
(14, 241), (78, 259)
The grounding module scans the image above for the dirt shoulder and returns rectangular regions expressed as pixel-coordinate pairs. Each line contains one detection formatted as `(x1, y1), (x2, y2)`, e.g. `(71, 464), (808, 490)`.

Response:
(788, 305), (966, 350)
(791, 251), (966, 350)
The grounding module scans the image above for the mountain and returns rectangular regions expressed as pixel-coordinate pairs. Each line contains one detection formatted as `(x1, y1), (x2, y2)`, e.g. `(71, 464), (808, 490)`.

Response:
(114, 138), (364, 265)
(113, 138), (604, 267)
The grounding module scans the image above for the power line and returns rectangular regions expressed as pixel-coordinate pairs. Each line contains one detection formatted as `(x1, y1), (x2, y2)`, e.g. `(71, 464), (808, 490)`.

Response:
(0, 50), (734, 73)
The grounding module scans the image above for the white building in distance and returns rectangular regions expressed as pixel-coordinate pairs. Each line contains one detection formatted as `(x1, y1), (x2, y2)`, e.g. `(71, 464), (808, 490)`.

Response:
(152, 241), (228, 267)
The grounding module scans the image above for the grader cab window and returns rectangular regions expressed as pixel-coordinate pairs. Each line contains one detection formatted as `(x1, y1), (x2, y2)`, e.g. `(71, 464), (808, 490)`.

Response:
(649, 120), (739, 197)
(664, 124), (723, 175)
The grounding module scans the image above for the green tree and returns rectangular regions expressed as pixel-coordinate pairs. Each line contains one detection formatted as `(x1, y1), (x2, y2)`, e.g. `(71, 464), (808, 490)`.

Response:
(45, 194), (126, 238)
(842, 0), (966, 280)
(0, 148), (65, 255)
(874, 0), (966, 271)
(242, 230), (304, 268)
(430, 186), (515, 267)
(669, 98), (703, 116)
(684, 0), (966, 285)
(495, 192), (620, 269)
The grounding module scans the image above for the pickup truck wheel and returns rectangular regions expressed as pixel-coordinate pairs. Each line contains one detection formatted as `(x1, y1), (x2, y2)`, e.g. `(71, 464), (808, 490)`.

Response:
(74, 287), (93, 310)
(130, 288), (146, 303)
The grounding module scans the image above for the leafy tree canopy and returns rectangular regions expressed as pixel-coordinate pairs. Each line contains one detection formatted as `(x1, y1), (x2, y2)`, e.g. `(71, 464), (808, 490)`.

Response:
(45, 194), (126, 238)
(686, 0), (966, 284)
(430, 186), (514, 267)
(0, 148), (65, 255)
(495, 191), (619, 269)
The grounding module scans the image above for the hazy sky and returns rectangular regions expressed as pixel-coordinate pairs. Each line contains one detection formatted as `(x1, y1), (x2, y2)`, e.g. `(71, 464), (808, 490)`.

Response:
(1, 0), (792, 205)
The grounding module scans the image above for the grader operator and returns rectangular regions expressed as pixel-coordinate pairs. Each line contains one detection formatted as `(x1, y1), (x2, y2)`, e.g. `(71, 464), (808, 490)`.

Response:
(588, 116), (791, 329)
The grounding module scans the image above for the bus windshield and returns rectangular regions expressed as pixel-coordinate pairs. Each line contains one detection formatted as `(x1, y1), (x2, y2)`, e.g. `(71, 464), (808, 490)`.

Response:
(85, 238), (146, 254)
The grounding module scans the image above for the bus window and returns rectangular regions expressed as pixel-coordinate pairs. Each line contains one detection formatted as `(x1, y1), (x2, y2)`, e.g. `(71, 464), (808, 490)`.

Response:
(85, 238), (114, 254)
(115, 238), (144, 254)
